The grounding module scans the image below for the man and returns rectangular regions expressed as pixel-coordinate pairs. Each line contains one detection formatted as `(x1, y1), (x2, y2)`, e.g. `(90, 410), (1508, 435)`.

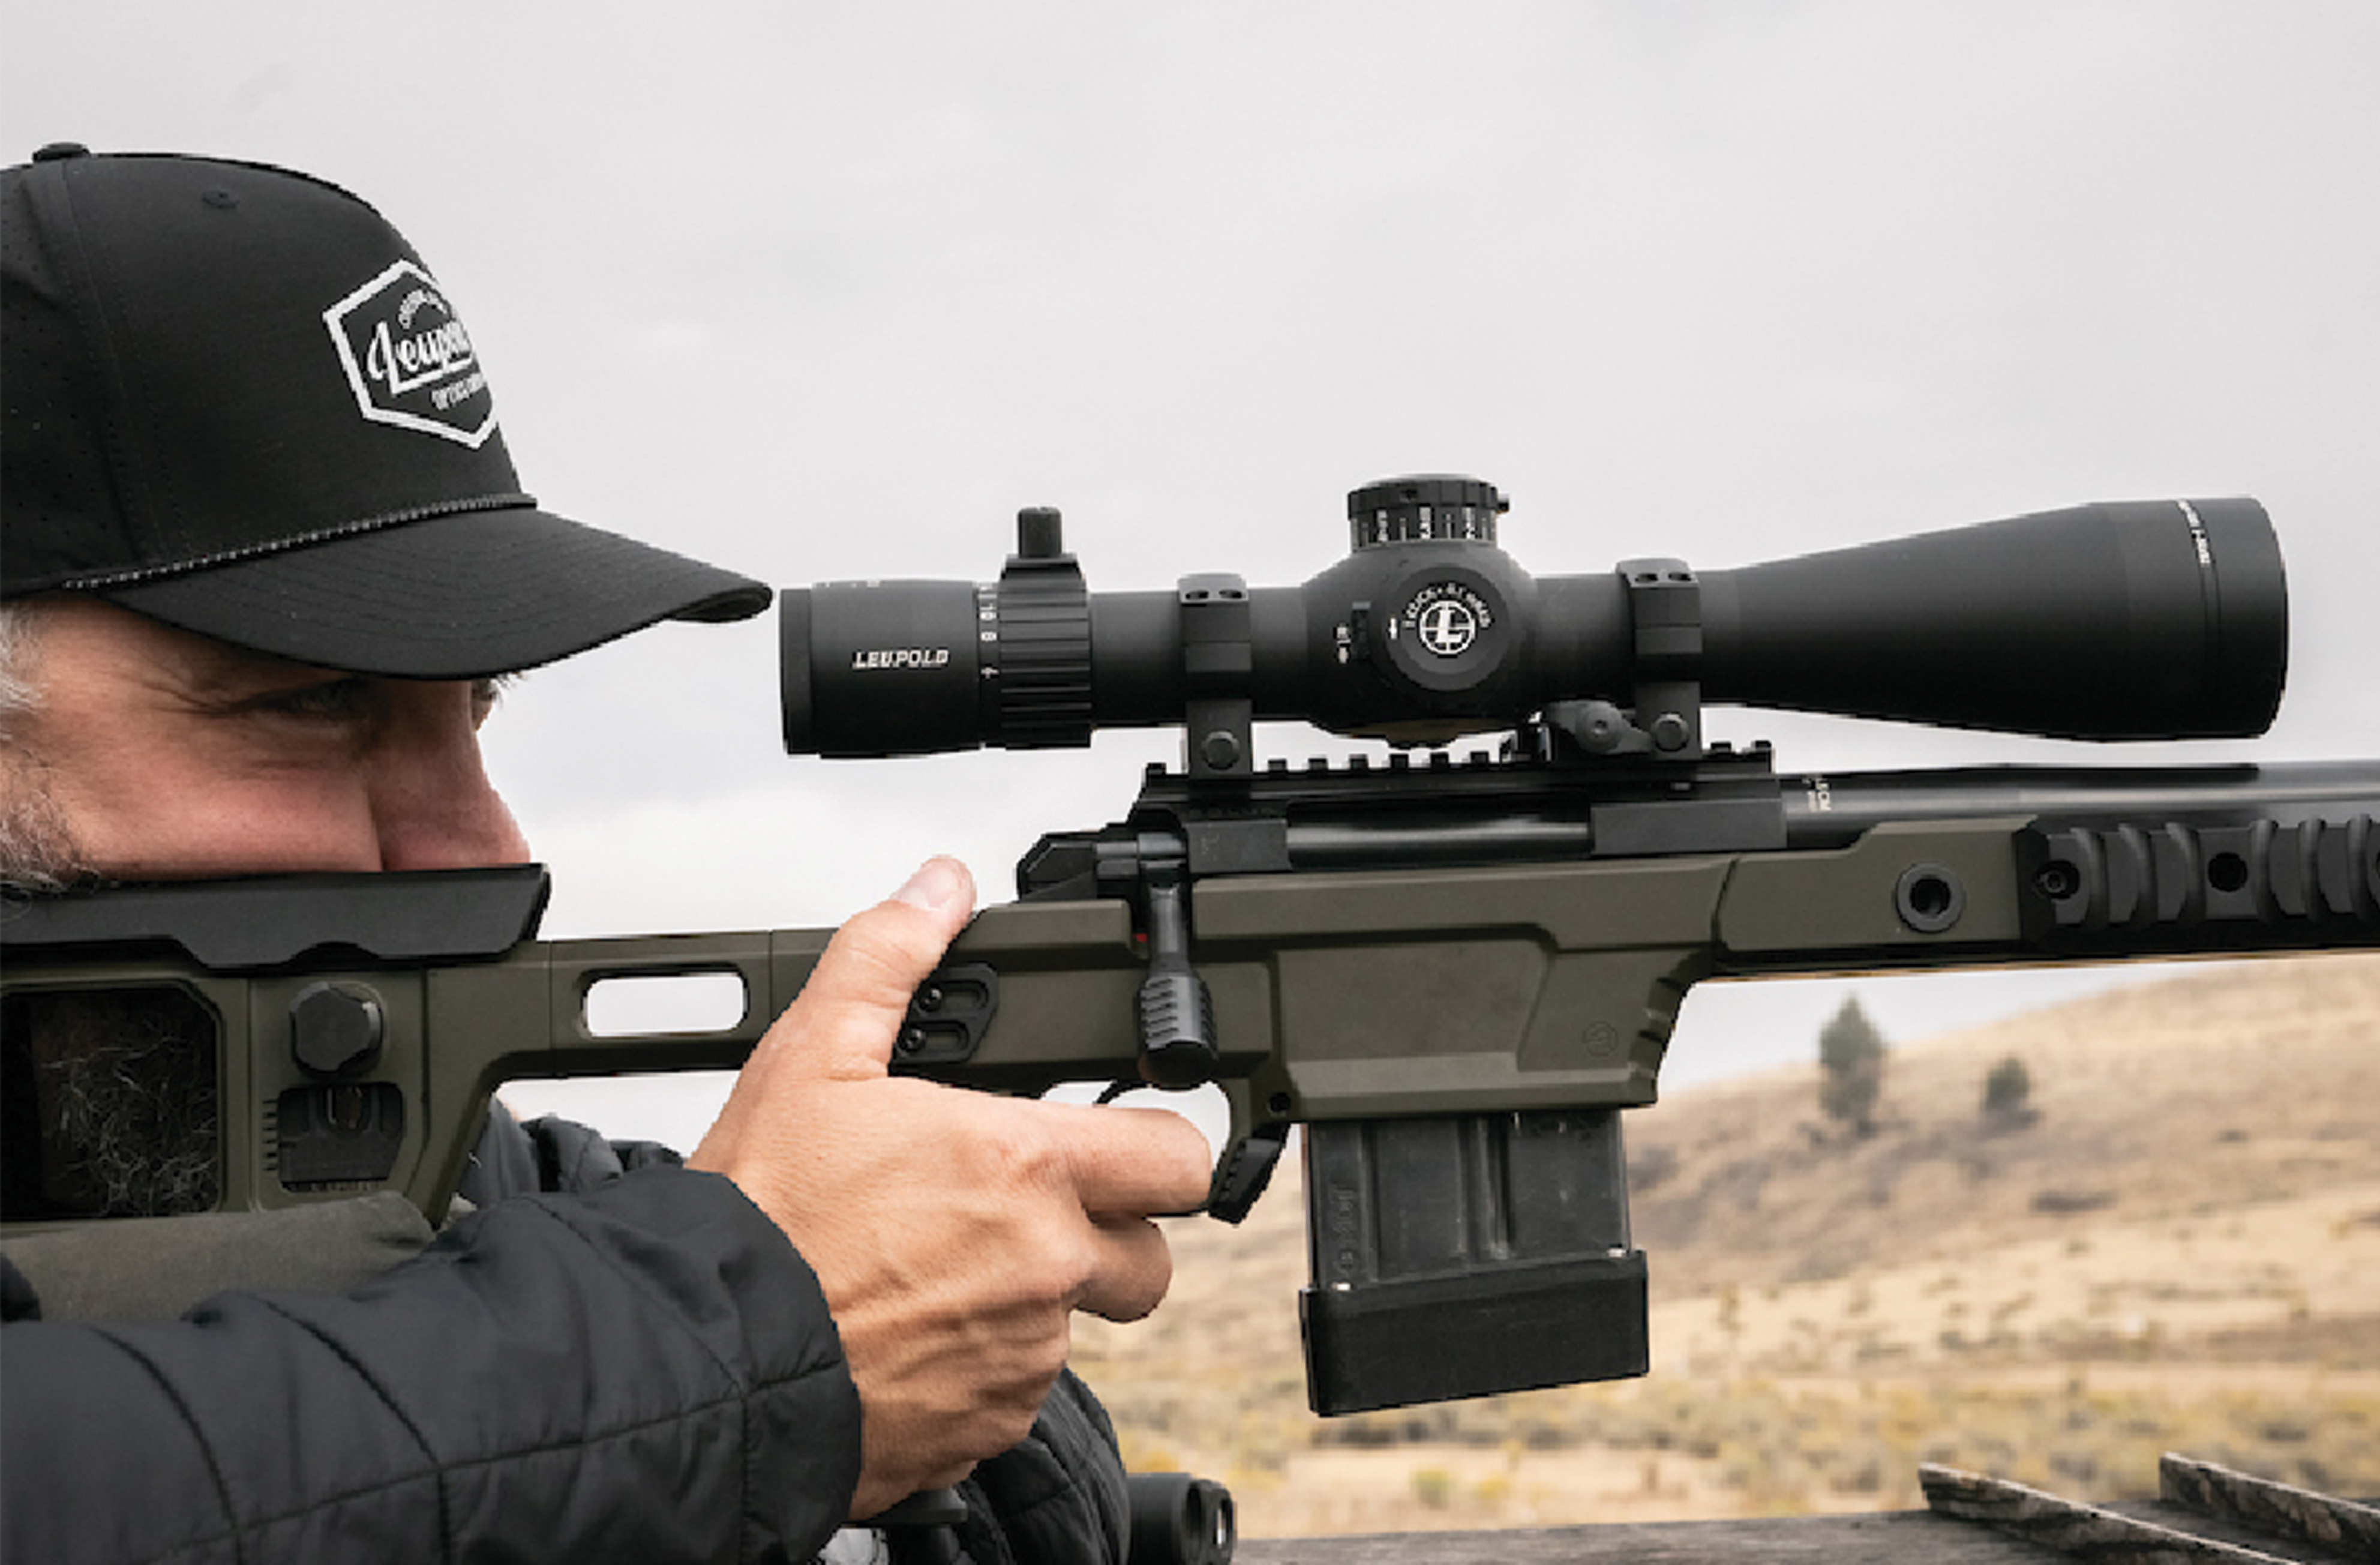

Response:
(0, 146), (1211, 1562)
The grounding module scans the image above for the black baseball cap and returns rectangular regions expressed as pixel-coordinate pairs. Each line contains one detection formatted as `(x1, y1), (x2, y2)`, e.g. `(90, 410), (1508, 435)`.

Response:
(1, 145), (770, 677)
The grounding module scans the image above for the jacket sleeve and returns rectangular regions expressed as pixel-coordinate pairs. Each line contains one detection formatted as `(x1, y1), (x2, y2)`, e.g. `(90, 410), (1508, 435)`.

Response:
(1, 1167), (861, 1565)
(938, 1369), (1132, 1565)
(493, 1114), (1142, 1565)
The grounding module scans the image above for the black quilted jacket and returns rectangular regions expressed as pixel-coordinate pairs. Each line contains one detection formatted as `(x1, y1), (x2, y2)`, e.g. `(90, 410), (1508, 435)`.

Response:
(0, 1111), (1130, 1565)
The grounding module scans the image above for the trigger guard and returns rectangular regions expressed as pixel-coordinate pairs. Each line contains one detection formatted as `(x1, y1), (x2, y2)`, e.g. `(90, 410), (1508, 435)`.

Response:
(1208, 1117), (1291, 1225)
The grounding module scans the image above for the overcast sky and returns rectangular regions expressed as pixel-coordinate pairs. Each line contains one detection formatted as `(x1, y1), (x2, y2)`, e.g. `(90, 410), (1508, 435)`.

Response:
(7, 3), (2374, 1136)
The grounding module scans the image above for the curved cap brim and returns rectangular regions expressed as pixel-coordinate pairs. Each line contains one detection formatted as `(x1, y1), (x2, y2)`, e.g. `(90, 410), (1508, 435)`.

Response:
(98, 506), (771, 679)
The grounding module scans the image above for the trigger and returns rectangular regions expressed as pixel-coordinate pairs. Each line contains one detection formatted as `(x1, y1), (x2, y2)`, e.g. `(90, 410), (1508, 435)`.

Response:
(1207, 1121), (1290, 1225)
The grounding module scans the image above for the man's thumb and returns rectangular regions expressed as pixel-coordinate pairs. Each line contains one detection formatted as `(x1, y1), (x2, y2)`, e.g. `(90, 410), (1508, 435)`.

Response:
(889, 856), (976, 924)
(779, 857), (977, 1079)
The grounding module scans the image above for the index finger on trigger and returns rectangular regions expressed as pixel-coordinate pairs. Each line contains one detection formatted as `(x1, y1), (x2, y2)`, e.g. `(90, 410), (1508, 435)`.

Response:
(1044, 1101), (1217, 1218)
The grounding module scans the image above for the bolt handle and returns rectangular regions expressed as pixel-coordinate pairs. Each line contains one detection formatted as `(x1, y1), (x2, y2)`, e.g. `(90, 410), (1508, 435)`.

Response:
(1136, 870), (1218, 1088)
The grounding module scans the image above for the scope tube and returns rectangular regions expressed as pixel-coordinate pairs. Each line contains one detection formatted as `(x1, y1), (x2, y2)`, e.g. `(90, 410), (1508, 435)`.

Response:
(1082, 589), (1320, 730)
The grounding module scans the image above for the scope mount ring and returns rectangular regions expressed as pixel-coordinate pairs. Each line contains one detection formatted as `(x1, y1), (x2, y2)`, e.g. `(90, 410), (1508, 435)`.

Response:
(1179, 572), (1254, 781)
(1615, 556), (1704, 761)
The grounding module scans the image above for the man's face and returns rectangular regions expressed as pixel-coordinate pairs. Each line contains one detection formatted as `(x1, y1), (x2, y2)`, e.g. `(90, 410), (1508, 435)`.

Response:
(2, 596), (530, 880)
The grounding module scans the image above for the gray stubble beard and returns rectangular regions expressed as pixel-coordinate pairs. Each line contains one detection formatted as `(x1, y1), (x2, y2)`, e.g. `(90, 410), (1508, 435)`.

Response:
(5, 748), (220, 1219)
(0, 755), (89, 894)
(20, 996), (223, 1218)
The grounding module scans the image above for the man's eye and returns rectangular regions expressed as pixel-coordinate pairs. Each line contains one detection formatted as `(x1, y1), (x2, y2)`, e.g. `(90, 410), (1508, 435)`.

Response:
(470, 673), (521, 728)
(255, 678), (374, 721)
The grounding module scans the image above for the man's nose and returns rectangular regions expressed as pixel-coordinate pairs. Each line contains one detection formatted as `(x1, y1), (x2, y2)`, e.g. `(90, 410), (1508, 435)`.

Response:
(371, 684), (533, 872)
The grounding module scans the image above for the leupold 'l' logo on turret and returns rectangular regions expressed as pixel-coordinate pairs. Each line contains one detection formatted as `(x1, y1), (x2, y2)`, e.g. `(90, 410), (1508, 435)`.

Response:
(1416, 598), (1479, 656)
(322, 260), (496, 447)
(1402, 580), (1490, 658)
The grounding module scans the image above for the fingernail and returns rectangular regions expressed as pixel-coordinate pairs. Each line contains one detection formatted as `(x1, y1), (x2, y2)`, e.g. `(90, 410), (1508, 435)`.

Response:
(893, 857), (969, 914)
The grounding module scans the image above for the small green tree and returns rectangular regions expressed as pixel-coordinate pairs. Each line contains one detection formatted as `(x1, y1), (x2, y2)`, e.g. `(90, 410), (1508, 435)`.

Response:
(1982, 1054), (2034, 1126)
(1817, 995), (1886, 1135)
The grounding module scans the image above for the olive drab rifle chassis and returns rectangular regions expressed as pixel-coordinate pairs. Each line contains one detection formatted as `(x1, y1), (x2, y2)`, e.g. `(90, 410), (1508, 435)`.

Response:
(7, 477), (2376, 1416)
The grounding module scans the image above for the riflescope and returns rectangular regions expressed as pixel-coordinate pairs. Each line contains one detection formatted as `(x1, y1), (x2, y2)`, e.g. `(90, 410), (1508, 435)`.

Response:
(780, 476), (2287, 759)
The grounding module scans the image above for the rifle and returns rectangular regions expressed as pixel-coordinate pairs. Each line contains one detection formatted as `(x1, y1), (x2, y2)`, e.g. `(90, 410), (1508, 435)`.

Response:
(5, 477), (2375, 1420)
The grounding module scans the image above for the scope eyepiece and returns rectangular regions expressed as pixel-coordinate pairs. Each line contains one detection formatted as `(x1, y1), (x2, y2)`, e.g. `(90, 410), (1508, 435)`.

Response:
(781, 479), (2288, 760)
(779, 506), (1096, 757)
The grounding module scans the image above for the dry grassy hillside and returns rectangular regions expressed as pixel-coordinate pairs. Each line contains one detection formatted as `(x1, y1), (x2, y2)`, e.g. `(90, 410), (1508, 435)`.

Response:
(1072, 952), (2380, 1537)
(1632, 954), (2380, 1297)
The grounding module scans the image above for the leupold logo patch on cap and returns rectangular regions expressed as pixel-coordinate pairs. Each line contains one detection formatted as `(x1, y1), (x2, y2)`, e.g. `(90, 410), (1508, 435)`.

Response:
(322, 260), (496, 447)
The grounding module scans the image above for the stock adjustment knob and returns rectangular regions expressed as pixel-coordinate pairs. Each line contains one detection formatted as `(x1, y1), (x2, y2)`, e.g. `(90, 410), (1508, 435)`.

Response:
(290, 982), (385, 1078)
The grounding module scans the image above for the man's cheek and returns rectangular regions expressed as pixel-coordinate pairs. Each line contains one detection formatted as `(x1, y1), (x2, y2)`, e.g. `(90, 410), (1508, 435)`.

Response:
(70, 777), (383, 879)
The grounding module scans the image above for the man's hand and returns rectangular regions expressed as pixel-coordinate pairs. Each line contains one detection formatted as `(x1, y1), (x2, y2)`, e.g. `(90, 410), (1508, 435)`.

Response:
(689, 858), (1212, 1521)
